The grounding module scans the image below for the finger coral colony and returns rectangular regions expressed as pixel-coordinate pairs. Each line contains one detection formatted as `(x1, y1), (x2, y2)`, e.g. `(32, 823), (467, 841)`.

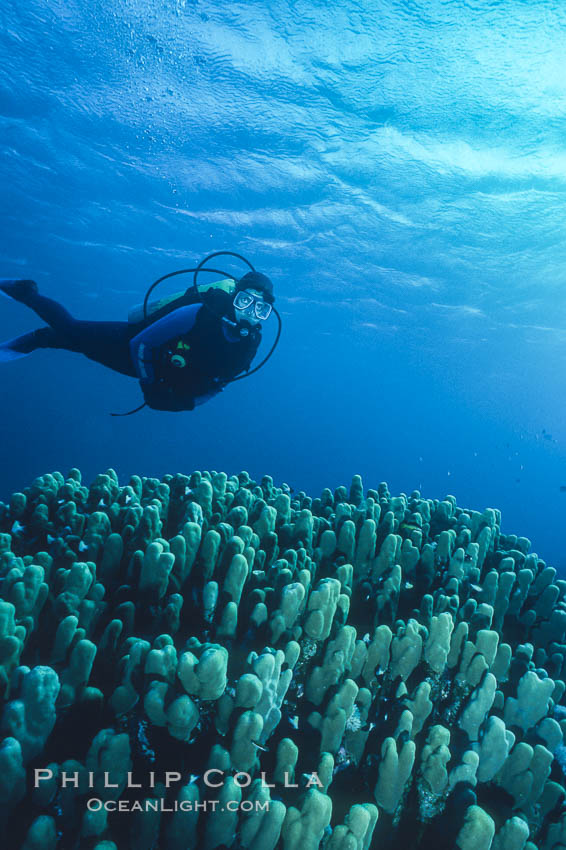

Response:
(0, 468), (565, 849)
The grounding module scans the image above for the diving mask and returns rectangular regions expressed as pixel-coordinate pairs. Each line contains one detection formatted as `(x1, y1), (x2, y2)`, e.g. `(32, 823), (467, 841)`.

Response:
(233, 290), (272, 321)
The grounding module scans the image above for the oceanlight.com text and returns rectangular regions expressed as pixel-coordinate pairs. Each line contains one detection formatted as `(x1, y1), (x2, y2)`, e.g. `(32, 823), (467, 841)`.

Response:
(87, 798), (271, 813)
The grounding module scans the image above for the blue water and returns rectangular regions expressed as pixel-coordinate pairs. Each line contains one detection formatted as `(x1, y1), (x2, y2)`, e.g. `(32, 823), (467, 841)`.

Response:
(1, 0), (566, 569)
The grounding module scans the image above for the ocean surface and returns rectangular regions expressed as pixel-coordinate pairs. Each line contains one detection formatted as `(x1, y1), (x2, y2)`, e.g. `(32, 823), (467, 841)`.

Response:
(1, 0), (566, 570)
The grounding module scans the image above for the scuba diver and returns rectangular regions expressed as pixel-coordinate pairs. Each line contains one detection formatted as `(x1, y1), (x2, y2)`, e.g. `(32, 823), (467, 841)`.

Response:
(0, 252), (280, 413)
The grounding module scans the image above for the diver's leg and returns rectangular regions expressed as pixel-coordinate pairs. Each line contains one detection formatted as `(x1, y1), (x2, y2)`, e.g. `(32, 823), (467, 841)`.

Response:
(0, 327), (67, 361)
(0, 323), (136, 376)
(70, 320), (138, 377)
(0, 279), (38, 302)
(0, 279), (137, 377)
(23, 313), (138, 377)
(0, 279), (77, 334)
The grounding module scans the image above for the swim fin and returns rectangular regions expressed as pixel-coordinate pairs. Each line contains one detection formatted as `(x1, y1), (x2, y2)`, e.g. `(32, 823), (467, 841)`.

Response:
(0, 279), (38, 303)
(0, 340), (32, 361)
(0, 330), (43, 361)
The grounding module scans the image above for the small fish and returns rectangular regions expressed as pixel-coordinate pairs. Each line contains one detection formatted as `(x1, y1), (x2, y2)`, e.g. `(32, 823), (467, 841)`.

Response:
(98, 499), (106, 507)
(79, 540), (88, 552)
(11, 520), (24, 534)
(189, 774), (200, 784)
(47, 534), (56, 544)
(125, 494), (132, 504)
(252, 740), (269, 752)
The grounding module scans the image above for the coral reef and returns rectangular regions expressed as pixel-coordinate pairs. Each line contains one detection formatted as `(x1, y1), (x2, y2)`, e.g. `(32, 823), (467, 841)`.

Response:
(0, 467), (565, 849)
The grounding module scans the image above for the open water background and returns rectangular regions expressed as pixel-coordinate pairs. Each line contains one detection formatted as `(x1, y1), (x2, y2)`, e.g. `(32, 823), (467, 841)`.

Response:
(1, 0), (566, 568)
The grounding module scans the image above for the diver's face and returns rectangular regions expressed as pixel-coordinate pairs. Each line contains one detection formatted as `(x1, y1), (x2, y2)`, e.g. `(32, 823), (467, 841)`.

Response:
(233, 288), (269, 327)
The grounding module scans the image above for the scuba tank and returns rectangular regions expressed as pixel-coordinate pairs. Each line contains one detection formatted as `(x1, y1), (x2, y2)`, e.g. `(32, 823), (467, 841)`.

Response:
(127, 278), (237, 325)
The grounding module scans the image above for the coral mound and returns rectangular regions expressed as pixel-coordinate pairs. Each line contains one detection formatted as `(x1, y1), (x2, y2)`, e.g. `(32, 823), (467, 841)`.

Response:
(0, 468), (565, 850)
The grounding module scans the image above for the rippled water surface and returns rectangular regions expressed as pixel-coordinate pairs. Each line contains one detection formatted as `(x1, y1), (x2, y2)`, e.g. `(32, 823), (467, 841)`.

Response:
(1, 0), (566, 565)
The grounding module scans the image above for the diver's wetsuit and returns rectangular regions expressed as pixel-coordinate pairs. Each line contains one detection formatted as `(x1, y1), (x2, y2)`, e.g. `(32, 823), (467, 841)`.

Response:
(1, 285), (261, 411)
(7, 290), (139, 376)
(130, 289), (261, 410)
